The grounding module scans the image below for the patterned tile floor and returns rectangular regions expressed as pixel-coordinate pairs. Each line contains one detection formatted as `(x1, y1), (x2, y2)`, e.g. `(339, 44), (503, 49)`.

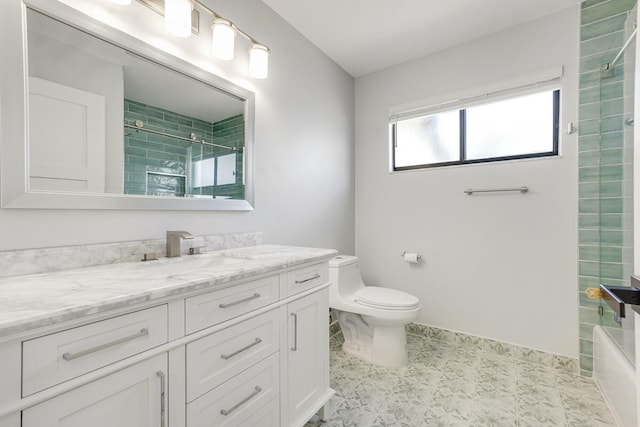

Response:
(307, 332), (617, 427)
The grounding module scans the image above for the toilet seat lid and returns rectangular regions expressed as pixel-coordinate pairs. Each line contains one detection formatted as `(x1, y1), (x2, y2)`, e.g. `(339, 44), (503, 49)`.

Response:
(354, 286), (420, 310)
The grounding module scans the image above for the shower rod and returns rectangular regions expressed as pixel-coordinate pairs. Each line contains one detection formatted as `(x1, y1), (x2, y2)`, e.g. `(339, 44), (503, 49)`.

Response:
(124, 120), (241, 152)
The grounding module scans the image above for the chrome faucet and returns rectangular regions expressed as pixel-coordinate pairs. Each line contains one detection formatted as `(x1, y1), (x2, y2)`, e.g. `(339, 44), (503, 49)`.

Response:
(166, 230), (194, 258)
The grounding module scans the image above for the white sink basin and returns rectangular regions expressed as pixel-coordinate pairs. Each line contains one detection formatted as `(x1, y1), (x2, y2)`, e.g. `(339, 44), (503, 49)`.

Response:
(140, 254), (245, 276)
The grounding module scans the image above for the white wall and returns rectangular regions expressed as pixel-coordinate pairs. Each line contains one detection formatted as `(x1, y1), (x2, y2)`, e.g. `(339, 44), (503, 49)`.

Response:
(0, 0), (355, 254)
(355, 7), (580, 357)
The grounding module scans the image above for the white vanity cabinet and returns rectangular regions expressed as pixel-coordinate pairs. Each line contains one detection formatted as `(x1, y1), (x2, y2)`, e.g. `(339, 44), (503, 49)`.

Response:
(284, 288), (331, 427)
(185, 264), (332, 427)
(0, 252), (334, 427)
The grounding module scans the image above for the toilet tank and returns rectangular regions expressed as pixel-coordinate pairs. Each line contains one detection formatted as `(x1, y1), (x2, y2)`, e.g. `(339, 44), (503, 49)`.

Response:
(328, 255), (365, 297)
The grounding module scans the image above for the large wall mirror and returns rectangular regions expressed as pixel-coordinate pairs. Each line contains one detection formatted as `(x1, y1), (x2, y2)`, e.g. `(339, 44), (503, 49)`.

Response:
(0, 0), (255, 210)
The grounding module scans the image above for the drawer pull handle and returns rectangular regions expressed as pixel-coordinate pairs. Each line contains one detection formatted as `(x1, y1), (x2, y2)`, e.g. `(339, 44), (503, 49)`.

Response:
(295, 273), (320, 284)
(291, 313), (298, 351)
(220, 386), (262, 416)
(219, 293), (261, 308)
(221, 338), (263, 360)
(61, 328), (149, 361)
(156, 370), (166, 427)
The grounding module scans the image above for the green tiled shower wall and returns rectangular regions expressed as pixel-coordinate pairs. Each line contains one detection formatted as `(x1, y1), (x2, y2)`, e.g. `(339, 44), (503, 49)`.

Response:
(124, 99), (244, 198)
(578, 0), (636, 374)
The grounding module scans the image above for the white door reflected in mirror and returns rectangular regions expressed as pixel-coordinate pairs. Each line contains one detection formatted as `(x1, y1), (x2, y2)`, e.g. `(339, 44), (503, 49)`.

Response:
(29, 78), (106, 193)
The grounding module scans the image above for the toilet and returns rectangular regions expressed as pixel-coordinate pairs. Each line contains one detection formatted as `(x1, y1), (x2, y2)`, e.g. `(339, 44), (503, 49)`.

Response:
(328, 255), (420, 367)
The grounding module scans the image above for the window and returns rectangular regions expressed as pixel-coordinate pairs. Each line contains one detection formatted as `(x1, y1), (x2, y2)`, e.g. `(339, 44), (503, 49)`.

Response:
(391, 89), (560, 171)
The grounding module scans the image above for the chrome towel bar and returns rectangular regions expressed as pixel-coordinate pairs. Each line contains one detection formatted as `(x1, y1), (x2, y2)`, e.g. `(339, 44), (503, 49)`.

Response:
(464, 186), (529, 195)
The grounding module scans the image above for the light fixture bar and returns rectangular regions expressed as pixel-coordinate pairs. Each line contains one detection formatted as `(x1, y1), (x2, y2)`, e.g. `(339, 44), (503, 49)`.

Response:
(132, 0), (269, 77)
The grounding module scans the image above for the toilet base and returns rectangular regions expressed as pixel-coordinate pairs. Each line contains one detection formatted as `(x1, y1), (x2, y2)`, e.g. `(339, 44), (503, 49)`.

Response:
(337, 311), (409, 367)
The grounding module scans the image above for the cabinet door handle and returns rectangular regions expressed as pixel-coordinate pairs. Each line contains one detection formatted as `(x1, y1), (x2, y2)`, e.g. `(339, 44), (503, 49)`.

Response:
(61, 328), (149, 361)
(219, 293), (261, 308)
(220, 338), (263, 360)
(220, 386), (262, 416)
(156, 370), (166, 427)
(290, 313), (298, 351)
(295, 274), (320, 284)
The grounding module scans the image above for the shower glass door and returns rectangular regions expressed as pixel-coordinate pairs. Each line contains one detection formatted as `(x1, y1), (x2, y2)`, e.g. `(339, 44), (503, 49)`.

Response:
(598, 6), (636, 366)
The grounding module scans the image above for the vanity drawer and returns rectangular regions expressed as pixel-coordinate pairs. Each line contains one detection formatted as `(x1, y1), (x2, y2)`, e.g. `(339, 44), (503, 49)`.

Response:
(235, 396), (280, 427)
(187, 352), (279, 427)
(22, 305), (168, 397)
(186, 308), (279, 402)
(285, 263), (328, 296)
(185, 275), (279, 334)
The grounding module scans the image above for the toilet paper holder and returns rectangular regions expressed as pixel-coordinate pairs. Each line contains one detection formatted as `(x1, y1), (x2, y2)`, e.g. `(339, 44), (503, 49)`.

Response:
(401, 252), (422, 261)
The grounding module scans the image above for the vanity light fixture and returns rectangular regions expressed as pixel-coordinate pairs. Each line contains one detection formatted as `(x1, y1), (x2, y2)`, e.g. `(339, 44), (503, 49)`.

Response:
(200, 1), (270, 79)
(249, 44), (269, 79)
(211, 18), (235, 60)
(113, 0), (270, 78)
(163, 0), (194, 38)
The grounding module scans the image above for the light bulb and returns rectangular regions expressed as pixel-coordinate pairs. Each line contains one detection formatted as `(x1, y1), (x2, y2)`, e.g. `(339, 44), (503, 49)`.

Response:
(211, 19), (235, 60)
(249, 44), (269, 79)
(164, 0), (193, 38)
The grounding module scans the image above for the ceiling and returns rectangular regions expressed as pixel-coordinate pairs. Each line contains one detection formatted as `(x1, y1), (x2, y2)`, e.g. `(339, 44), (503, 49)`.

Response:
(262, 0), (584, 77)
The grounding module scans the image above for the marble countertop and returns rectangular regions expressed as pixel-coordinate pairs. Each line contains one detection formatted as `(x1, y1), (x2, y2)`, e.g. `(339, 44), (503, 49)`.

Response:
(0, 245), (337, 337)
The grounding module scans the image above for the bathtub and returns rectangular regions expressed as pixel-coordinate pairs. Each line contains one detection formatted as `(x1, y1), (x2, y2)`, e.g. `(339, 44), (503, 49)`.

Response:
(593, 325), (637, 427)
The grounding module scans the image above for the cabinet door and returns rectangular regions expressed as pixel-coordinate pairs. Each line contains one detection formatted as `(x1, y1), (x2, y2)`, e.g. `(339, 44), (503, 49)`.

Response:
(287, 288), (329, 426)
(22, 354), (167, 427)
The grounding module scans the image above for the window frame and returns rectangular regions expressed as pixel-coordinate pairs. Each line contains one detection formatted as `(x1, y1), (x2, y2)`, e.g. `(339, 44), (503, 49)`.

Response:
(390, 89), (560, 171)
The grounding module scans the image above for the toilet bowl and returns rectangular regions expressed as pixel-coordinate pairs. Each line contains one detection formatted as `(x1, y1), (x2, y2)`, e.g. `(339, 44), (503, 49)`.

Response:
(328, 255), (420, 367)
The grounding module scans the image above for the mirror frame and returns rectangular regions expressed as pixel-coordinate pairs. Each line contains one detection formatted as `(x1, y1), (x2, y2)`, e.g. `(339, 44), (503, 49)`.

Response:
(0, 0), (255, 210)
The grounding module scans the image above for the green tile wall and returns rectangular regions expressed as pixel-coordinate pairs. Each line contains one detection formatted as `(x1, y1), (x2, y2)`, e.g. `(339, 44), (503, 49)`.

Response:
(578, 0), (636, 375)
(124, 99), (244, 199)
